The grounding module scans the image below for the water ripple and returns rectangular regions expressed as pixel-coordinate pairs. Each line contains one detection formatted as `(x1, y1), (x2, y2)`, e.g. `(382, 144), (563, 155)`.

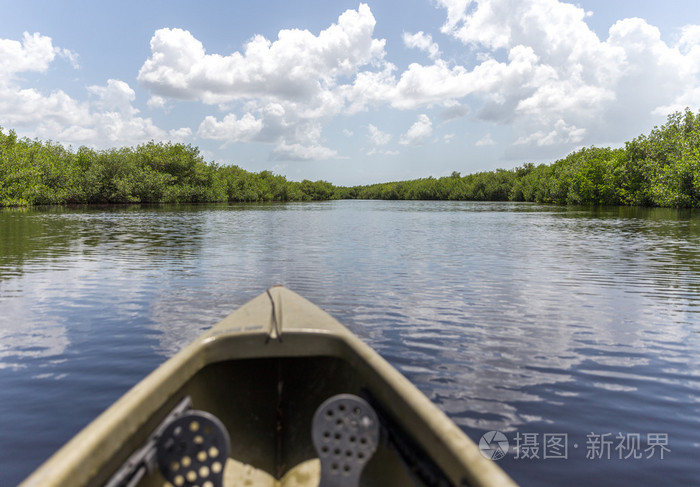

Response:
(2, 202), (700, 486)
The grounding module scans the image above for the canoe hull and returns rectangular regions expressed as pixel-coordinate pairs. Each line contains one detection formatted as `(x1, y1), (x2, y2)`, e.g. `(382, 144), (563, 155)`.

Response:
(21, 287), (517, 487)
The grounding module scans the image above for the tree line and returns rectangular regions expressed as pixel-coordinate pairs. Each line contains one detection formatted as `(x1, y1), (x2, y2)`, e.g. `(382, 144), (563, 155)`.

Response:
(1, 109), (699, 208)
(0, 133), (336, 206)
(345, 109), (700, 207)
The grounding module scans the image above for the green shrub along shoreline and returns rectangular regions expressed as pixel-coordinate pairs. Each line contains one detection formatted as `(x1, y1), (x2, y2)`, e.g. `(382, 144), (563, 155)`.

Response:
(0, 134), (337, 206)
(345, 109), (700, 207)
(2, 109), (700, 208)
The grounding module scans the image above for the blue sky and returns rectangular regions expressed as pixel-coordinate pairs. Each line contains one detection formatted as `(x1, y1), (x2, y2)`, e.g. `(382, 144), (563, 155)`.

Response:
(2, 0), (700, 186)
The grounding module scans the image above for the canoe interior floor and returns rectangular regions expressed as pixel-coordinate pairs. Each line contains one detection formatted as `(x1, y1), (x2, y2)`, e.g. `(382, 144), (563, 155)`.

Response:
(134, 356), (418, 487)
(157, 458), (321, 487)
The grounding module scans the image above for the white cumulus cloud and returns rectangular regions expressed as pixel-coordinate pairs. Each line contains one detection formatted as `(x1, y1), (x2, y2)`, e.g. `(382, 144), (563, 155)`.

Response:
(515, 119), (585, 146)
(138, 3), (388, 160)
(0, 32), (59, 78)
(429, 0), (700, 150)
(197, 113), (264, 143)
(400, 114), (433, 146)
(368, 124), (391, 146)
(138, 4), (385, 106)
(271, 141), (338, 161)
(476, 133), (495, 146)
(367, 123), (394, 155)
(88, 79), (138, 117)
(169, 127), (193, 142)
(5, 1), (700, 167)
(147, 95), (167, 110)
(0, 31), (174, 148)
(403, 31), (441, 59)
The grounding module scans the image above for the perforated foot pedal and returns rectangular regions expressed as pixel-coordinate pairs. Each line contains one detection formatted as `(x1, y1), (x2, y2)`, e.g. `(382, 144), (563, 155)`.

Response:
(312, 394), (380, 487)
(156, 410), (230, 487)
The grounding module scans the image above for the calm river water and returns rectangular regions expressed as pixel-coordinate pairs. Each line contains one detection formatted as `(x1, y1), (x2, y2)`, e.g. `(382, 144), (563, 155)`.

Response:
(1, 200), (699, 486)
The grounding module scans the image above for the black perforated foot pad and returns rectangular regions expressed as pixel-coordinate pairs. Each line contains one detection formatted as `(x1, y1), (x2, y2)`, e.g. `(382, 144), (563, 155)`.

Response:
(312, 394), (380, 487)
(156, 411), (230, 487)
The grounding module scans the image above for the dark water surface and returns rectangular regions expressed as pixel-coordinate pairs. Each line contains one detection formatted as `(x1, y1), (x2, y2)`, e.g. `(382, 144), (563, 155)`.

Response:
(1, 201), (699, 486)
